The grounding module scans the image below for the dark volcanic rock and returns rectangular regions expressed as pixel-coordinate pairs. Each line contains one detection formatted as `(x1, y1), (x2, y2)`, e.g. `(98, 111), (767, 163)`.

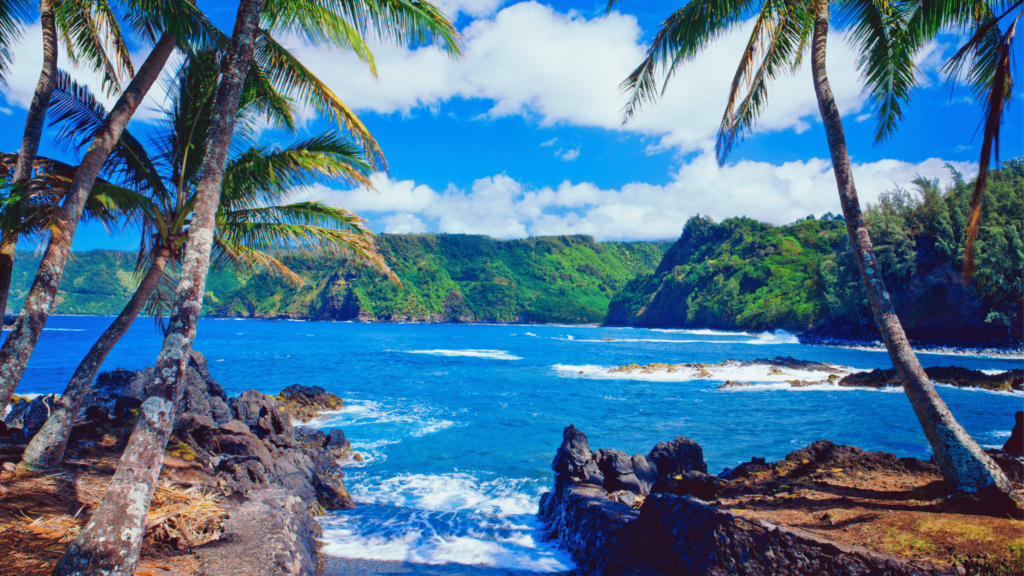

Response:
(277, 384), (344, 423)
(985, 449), (1023, 484)
(538, 482), (641, 575)
(4, 395), (58, 432)
(231, 390), (296, 449)
(551, 424), (604, 484)
(651, 471), (726, 502)
(840, 366), (1023, 392)
(783, 440), (939, 476)
(635, 493), (955, 576)
(90, 351), (232, 425)
(1004, 411), (1024, 456)
(648, 436), (708, 476)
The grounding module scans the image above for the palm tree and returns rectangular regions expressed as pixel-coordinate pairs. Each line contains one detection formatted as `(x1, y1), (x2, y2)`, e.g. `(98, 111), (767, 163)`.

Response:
(0, 0), (224, 411)
(55, 0), (459, 571)
(19, 57), (397, 472)
(1, 0), (135, 317)
(612, 0), (1019, 511)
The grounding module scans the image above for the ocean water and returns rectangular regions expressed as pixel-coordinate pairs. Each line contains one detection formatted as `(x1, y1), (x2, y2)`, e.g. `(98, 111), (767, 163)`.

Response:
(15, 317), (1024, 572)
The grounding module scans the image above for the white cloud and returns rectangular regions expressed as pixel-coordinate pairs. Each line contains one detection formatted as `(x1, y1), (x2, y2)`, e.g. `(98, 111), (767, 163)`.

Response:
(294, 154), (977, 240)
(1, 21), (180, 127)
(284, 1), (872, 155)
(558, 147), (580, 161)
(381, 213), (429, 233)
(540, 137), (558, 147)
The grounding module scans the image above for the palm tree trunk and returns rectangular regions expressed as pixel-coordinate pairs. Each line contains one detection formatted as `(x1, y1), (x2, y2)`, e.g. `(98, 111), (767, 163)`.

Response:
(18, 246), (171, 472)
(0, 32), (177, 413)
(810, 0), (1019, 512)
(0, 0), (60, 315)
(52, 3), (263, 574)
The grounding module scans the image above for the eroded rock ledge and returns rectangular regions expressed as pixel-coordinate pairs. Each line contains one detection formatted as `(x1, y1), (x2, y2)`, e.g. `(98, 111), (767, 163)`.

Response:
(538, 425), (967, 576)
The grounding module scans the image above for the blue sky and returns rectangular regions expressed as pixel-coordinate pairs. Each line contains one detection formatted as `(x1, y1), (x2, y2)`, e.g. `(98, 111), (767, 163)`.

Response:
(0, 0), (1020, 250)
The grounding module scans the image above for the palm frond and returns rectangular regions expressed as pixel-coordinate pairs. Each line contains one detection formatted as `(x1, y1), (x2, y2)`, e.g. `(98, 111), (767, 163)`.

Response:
(960, 10), (1020, 278)
(252, 30), (385, 167)
(221, 131), (372, 210)
(217, 201), (400, 285)
(717, 0), (811, 162)
(211, 235), (304, 284)
(837, 0), (918, 143)
(117, 0), (224, 52)
(55, 0), (134, 96)
(621, 0), (756, 123)
(0, 0), (32, 84)
(261, 0), (378, 76)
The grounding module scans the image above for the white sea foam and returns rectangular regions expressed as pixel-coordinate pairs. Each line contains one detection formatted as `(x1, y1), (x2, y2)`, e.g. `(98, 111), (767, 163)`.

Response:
(43, 328), (87, 332)
(651, 328), (752, 336)
(411, 419), (458, 437)
(553, 362), (862, 384)
(747, 330), (801, 345)
(407, 349), (522, 360)
(992, 430), (1012, 439)
(321, 473), (573, 572)
(933, 382), (1024, 397)
(305, 400), (417, 427)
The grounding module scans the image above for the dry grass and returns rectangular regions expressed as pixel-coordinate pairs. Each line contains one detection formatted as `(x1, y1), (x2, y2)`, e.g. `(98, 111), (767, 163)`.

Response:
(0, 466), (226, 576)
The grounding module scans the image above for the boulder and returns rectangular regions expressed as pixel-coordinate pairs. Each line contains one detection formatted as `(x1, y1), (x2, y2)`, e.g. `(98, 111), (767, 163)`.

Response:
(595, 449), (655, 496)
(231, 390), (295, 449)
(1004, 411), (1023, 456)
(985, 449), (1023, 484)
(648, 436), (708, 476)
(4, 395), (58, 432)
(90, 351), (232, 426)
(537, 482), (640, 575)
(552, 425), (604, 485)
(277, 384), (344, 423)
(650, 471), (726, 502)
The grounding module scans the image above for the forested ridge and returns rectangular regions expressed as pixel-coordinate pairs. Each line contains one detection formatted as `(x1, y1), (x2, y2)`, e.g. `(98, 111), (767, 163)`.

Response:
(607, 162), (1024, 345)
(10, 234), (670, 324)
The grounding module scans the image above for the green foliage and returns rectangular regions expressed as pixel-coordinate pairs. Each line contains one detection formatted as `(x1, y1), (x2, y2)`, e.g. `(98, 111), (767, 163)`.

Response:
(9, 235), (669, 323)
(610, 162), (1023, 338)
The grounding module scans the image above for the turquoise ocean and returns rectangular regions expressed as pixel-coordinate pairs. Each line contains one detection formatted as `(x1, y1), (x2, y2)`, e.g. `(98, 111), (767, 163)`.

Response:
(16, 317), (1024, 571)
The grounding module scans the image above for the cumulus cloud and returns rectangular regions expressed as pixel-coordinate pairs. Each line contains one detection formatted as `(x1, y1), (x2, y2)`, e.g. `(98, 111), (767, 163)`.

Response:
(558, 147), (580, 161)
(1, 21), (179, 126)
(292, 154), (977, 240)
(281, 1), (891, 154)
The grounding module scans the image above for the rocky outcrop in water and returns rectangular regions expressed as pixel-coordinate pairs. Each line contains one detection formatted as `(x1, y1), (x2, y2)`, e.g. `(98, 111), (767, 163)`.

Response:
(277, 384), (344, 423)
(1005, 412), (1024, 456)
(539, 426), (958, 576)
(838, 366), (1023, 392)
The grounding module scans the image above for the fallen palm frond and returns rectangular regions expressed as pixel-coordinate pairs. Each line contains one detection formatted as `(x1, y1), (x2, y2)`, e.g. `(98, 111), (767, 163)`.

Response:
(0, 472), (226, 574)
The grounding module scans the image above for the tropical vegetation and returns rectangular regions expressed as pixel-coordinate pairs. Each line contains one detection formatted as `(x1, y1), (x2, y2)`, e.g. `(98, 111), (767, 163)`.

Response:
(609, 162), (1023, 343)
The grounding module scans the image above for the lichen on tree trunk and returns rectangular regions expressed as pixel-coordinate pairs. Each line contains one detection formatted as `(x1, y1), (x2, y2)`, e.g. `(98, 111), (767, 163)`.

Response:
(0, 32), (178, 413)
(52, 2), (264, 573)
(809, 0), (1018, 513)
(19, 246), (171, 471)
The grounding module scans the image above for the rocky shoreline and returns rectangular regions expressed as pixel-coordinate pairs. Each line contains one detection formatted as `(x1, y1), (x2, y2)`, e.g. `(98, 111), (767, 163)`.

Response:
(538, 419), (1024, 575)
(0, 352), (359, 576)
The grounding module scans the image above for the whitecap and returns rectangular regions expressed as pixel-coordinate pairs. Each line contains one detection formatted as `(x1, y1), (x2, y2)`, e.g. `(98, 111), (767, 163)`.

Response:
(651, 328), (752, 337)
(553, 362), (864, 385)
(406, 349), (522, 361)
(411, 420), (458, 437)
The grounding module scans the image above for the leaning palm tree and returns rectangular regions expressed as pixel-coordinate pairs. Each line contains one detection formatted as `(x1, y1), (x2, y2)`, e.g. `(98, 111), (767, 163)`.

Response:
(55, 0), (459, 572)
(612, 0), (1019, 510)
(0, 0), (135, 316)
(0, 0), (458, 411)
(19, 56), (397, 471)
(0, 0), (223, 411)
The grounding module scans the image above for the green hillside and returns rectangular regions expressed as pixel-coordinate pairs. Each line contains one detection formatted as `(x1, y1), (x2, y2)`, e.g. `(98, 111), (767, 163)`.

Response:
(211, 234), (670, 323)
(9, 235), (670, 324)
(607, 161), (1024, 344)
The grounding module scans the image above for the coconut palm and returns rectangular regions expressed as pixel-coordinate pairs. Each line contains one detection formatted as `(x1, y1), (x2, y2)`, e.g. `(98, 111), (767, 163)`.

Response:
(0, 0), (458, 411)
(611, 0), (1019, 510)
(55, 0), (459, 571)
(0, 0), (224, 411)
(19, 58), (397, 472)
(1, 0), (138, 317)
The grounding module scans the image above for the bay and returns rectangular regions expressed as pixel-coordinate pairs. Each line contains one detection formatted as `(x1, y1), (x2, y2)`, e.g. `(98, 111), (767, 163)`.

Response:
(15, 316), (1023, 572)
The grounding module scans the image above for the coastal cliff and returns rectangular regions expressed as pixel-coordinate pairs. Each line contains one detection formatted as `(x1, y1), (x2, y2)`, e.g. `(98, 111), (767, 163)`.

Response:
(607, 163), (1024, 346)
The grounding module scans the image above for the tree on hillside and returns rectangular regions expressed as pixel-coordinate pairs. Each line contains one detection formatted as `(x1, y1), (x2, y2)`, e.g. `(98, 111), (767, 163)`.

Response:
(54, 0), (460, 571)
(0, 0), (135, 317)
(19, 56), (398, 472)
(611, 0), (1019, 510)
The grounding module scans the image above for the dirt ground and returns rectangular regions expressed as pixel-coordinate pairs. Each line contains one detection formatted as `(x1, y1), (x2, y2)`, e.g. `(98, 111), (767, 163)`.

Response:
(0, 421), (225, 576)
(717, 444), (1024, 575)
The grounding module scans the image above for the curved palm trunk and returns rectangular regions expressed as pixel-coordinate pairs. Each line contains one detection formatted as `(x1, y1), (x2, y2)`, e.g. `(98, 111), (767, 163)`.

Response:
(0, 0), (60, 315)
(0, 32), (178, 412)
(18, 246), (171, 472)
(811, 0), (1018, 512)
(53, 3), (263, 574)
